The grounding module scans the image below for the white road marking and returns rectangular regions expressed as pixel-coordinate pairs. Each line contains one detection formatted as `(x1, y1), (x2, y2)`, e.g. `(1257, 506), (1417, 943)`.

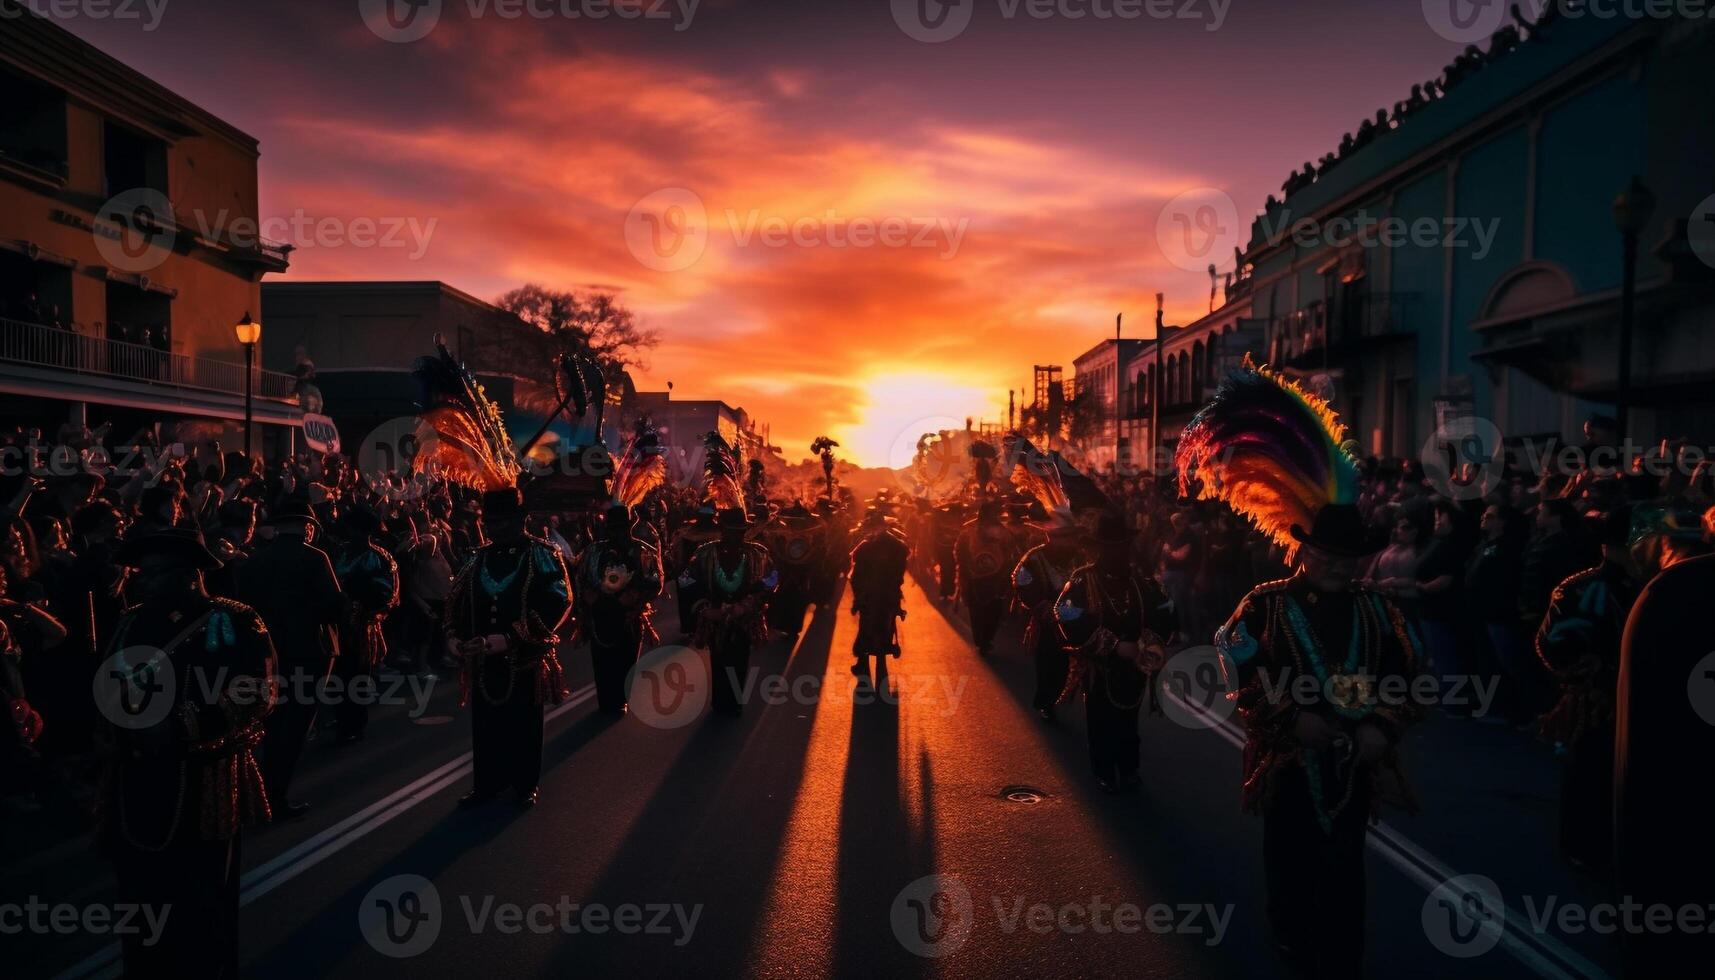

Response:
(1166, 690), (1611, 980)
(54, 686), (598, 980)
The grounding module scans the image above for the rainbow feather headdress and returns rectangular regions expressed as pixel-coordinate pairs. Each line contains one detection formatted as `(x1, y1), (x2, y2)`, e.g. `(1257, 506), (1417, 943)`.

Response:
(1175, 357), (1360, 560)
(410, 338), (521, 492)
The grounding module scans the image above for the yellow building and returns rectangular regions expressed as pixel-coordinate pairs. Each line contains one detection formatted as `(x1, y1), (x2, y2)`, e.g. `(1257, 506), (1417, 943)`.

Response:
(0, 2), (301, 455)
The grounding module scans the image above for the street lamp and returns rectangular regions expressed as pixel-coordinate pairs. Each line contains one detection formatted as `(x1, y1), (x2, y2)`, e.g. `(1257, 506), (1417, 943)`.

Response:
(234, 312), (262, 458)
(1612, 176), (1655, 443)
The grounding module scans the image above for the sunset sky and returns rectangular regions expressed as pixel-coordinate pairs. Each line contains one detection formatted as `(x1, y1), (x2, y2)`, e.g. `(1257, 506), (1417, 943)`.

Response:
(63, 0), (1467, 466)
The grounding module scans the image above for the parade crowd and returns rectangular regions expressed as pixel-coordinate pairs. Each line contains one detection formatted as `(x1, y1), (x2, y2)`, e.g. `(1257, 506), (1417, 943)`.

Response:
(1, 394), (1713, 978)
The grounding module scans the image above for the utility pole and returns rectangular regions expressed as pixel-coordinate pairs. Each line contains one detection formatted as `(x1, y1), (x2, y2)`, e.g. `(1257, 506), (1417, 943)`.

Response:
(1114, 313), (1123, 471)
(1152, 293), (1165, 469)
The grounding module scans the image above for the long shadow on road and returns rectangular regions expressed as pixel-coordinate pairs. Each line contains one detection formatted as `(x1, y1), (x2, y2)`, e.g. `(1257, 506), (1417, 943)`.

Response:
(538, 599), (842, 976)
(831, 660), (939, 980)
(913, 587), (1263, 978)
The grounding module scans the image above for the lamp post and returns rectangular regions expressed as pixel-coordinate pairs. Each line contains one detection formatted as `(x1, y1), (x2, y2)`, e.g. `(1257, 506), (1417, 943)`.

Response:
(234, 312), (261, 458)
(1612, 176), (1655, 444)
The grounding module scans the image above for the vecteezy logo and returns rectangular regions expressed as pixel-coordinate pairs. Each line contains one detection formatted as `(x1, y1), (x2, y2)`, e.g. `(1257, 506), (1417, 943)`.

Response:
(1155, 188), (1241, 274)
(891, 0), (974, 42)
(889, 417), (968, 496)
(359, 0), (443, 42)
(1690, 193), (1715, 271)
(1422, 874), (1505, 958)
(624, 188), (709, 273)
(356, 417), (439, 501)
(92, 647), (177, 730)
(890, 874), (974, 958)
(627, 645), (710, 729)
(1422, 0), (1508, 43)
(359, 874), (442, 958)
(93, 188), (176, 275)
(1158, 645), (1234, 730)
(1689, 651), (1715, 727)
(1419, 415), (1504, 502)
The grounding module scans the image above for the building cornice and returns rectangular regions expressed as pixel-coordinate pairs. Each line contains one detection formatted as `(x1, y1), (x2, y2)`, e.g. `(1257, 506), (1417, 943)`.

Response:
(1246, 19), (1657, 268)
(0, 0), (259, 153)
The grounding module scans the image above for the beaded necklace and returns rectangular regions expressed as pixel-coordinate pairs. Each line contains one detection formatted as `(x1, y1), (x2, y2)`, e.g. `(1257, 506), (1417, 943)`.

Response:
(480, 549), (526, 596)
(1279, 590), (1385, 833)
(712, 551), (748, 597)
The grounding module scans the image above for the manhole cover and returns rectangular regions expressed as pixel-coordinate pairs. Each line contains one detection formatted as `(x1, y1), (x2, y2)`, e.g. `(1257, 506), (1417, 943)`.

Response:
(413, 715), (456, 726)
(999, 785), (1047, 805)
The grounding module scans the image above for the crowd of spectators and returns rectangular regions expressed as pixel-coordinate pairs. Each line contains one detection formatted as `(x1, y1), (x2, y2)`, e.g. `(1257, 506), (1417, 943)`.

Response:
(0, 428), (557, 829)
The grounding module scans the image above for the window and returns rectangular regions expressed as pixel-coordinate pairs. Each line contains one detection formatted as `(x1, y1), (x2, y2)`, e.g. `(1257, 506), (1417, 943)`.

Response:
(0, 68), (69, 177)
(103, 120), (168, 197)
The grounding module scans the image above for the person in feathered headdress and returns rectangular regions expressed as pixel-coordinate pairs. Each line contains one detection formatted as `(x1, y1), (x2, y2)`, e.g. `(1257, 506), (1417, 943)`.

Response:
(847, 504), (910, 681)
(681, 508), (777, 717)
(955, 497), (1018, 657)
(1052, 510), (1179, 795)
(1176, 358), (1424, 979)
(1006, 435), (1098, 722)
(571, 418), (667, 715)
(678, 432), (776, 716)
(419, 341), (573, 809)
(667, 504), (720, 643)
(760, 498), (822, 638)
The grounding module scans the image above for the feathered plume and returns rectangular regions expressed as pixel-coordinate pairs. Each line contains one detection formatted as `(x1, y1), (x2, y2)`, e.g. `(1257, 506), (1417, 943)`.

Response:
(1175, 356), (1359, 559)
(702, 431), (745, 511)
(411, 337), (520, 491)
(811, 436), (839, 472)
(1005, 435), (1109, 529)
(612, 417), (667, 509)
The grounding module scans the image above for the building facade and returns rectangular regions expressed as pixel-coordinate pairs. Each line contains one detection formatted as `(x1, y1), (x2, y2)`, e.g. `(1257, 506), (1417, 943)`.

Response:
(1071, 337), (1145, 472)
(261, 280), (600, 455)
(631, 391), (775, 481)
(1239, 8), (1715, 457)
(0, 2), (300, 453)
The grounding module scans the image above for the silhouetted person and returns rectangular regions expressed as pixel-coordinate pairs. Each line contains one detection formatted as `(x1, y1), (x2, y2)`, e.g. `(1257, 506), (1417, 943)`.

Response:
(237, 496), (342, 819)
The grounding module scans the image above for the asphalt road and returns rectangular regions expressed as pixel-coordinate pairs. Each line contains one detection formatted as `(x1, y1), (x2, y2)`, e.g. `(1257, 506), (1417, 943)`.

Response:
(11, 574), (1623, 979)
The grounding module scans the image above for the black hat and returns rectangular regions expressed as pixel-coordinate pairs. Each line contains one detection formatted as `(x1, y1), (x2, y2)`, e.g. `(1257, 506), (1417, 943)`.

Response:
(116, 527), (223, 570)
(1290, 504), (1384, 558)
(268, 492), (322, 532)
(604, 503), (636, 534)
(716, 508), (755, 531)
(481, 487), (525, 517)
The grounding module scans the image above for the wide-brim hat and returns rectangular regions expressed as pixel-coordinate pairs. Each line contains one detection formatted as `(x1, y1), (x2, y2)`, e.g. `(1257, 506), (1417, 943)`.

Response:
(1290, 503), (1385, 558)
(116, 527), (223, 570)
(716, 508), (756, 530)
(268, 493), (322, 532)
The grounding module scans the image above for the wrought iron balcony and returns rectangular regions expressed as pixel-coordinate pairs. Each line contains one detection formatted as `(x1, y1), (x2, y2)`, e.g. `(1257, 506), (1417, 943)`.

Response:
(0, 317), (299, 401)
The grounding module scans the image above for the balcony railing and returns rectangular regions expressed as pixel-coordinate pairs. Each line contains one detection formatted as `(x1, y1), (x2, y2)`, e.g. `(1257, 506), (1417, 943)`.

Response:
(0, 318), (299, 402)
(1266, 292), (1420, 364)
